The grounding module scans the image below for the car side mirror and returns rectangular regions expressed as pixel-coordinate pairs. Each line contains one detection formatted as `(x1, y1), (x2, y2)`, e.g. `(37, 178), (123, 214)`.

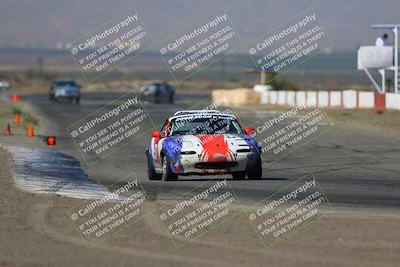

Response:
(152, 130), (161, 139)
(244, 127), (255, 136)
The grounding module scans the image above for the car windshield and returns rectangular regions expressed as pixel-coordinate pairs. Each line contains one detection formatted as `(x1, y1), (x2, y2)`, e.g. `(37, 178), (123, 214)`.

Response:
(56, 81), (77, 87)
(169, 115), (243, 136)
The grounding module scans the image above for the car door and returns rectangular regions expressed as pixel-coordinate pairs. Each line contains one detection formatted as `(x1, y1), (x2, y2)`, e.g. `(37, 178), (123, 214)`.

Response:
(152, 120), (170, 168)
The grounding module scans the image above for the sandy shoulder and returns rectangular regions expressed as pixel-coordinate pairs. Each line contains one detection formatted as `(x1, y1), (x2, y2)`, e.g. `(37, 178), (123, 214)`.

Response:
(0, 146), (399, 267)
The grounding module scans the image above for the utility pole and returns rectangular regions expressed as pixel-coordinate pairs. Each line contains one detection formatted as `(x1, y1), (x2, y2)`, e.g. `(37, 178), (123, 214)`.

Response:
(37, 56), (43, 74)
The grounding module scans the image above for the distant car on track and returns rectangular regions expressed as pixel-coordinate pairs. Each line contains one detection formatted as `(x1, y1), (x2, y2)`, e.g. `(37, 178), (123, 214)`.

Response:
(145, 110), (262, 181)
(0, 81), (11, 92)
(49, 80), (81, 104)
(139, 82), (175, 103)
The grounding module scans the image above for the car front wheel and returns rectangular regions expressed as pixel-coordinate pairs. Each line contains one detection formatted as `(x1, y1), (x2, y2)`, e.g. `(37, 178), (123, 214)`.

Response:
(247, 155), (262, 180)
(162, 155), (178, 181)
(147, 156), (162, 180)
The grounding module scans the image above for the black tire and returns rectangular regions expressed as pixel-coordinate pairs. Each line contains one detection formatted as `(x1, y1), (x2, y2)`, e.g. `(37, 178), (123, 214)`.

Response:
(247, 155), (262, 180)
(75, 97), (80, 104)
(169, 93), (174, 103)
(49, 94), (54, 101)
(232, 171), (246, 180)
(147, 156), (162, 180)
(68, 97), (73, 103)
(161, 154), (178, 181)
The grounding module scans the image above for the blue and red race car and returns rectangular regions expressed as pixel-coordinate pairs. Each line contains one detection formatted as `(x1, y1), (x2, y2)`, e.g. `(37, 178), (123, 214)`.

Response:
(145, 110), (262, 181)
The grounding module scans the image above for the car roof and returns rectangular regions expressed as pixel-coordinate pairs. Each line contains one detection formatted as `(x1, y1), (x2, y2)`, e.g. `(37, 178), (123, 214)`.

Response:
(173, 110), (221, 116)
(169, 110), (236, 121)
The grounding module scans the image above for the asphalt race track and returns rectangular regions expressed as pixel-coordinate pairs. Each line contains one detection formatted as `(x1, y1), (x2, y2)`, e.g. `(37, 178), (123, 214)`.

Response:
(20, 92), (400, 210)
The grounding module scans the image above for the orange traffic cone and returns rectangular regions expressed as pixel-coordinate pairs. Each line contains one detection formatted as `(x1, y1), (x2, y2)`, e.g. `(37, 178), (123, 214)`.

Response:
(15, 113), (20, 124)
(28, 123), (34, 137)
(5, 123), (12, 136)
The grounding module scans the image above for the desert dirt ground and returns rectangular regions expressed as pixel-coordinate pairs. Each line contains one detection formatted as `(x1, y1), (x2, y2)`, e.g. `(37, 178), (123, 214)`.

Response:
(1, 145), (400, 267)
(1, 90), (400, 266)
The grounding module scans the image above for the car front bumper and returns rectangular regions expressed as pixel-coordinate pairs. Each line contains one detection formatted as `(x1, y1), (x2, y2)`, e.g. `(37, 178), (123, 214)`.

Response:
(172, 152), (258, 175)
(54, 91), (80, 98)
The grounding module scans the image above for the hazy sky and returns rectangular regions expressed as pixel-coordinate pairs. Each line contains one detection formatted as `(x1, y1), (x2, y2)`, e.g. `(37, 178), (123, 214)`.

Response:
(0, 0), (399, 51)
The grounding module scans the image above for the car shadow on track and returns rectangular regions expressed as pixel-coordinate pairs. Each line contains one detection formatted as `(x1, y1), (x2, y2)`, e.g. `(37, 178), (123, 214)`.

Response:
(175, 177), (288, 181)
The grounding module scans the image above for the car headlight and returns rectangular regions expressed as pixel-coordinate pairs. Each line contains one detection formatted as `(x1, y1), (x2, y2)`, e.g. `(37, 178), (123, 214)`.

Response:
(181, 141), (195, 155)
(182, 141), (193, 149)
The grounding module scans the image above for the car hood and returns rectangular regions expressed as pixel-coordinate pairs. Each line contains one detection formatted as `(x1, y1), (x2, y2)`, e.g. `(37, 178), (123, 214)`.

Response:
(164, 134), (261, 159)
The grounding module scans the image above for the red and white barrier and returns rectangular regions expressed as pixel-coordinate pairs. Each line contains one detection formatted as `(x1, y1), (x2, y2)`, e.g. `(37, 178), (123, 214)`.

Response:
(317, 91), (329, 107)
(259, 90), (400, 110)
(386, 93), (400, 110)
(329, 91), (342, 107)
(343, 90), (357, 109)
(358, 92), (375, 108)
(287, 91), (296, 106)
(277, 91), (286, 105)
(306, 91), (317, 107)
(270, 91), (278, 105)
(260, 92), (269, 104)
(296, 91), (306, 106)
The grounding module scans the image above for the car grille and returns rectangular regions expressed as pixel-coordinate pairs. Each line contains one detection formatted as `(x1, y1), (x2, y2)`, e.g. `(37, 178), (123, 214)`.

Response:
(195, 162), (238, 169)
(237, 148), (251, 153)
(181, 151), (196, 155)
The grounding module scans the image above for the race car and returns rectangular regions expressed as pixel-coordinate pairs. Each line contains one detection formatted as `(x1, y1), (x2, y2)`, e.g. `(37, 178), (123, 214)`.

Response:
(145, 110), (262, 181)
(139, 82), (175, 103)
(49, 79), (81, 104)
